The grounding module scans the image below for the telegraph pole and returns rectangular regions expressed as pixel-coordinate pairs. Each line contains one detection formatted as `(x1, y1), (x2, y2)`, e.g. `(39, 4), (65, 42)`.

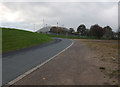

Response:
(43, 18), (44, 27)
(57, 22), (58, 35)
(57, 22), (58, 27)
(46, 24), (47, 34)
(46, 24), (47, 30)
(62, 24), (64, 28)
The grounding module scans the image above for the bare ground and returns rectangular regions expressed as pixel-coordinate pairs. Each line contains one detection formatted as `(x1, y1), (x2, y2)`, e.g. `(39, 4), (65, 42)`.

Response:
(12, 39), (118, 85)
(81, 39), (118, 85)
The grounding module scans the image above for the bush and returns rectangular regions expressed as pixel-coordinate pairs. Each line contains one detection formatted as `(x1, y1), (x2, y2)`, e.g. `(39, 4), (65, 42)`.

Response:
(99, 66), (105, 70)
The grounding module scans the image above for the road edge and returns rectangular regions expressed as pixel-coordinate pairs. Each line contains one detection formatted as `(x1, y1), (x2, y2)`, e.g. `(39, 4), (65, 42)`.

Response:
(6, 39), (73, 86)
(3, 38), (61, 57)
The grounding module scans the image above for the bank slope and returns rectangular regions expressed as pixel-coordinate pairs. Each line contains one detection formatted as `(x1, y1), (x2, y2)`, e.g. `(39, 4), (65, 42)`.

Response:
(2, 28), (53, 52)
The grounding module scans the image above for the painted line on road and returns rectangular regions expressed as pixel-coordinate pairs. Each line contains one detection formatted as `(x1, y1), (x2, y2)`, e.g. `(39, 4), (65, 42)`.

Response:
(6, 39), (74, 86)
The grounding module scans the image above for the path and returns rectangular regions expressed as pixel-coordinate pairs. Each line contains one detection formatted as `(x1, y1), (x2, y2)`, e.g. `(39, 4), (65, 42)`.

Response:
(13, 39), (110, 85)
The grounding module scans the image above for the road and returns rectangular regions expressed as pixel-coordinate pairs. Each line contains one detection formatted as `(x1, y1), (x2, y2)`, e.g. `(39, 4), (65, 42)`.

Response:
(13, 39), (112, 85)
(2, 38), (72, 85)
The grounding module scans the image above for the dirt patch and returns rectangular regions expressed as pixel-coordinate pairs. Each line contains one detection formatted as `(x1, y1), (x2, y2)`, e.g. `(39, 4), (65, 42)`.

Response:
(81, 39), (118, 85)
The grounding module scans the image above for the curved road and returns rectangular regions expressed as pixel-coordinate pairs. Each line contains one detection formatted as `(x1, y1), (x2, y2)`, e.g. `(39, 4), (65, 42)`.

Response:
(2, 38), (72, 85)
(13, 39), (113, 85)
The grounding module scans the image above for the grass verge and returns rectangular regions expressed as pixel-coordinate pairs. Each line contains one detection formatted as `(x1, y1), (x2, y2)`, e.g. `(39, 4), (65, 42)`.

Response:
(47, 34), (95, 39)
(2, 28), (53, 52)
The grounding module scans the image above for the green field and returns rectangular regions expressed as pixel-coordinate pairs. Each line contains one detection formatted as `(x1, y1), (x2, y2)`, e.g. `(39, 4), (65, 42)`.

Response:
(2, 28), (53, 52)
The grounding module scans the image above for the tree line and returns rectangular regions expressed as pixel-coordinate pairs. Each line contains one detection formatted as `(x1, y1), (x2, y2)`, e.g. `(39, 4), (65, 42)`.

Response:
(50, 24), (118, 39)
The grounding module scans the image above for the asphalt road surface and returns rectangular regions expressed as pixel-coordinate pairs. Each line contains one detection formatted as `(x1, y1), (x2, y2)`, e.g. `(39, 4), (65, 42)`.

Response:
(13, 39), (111, 85)
(2, 38), (72, 85)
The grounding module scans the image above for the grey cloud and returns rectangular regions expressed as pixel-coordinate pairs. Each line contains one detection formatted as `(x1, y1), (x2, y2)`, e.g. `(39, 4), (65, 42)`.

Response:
(1, 2), (118, 31)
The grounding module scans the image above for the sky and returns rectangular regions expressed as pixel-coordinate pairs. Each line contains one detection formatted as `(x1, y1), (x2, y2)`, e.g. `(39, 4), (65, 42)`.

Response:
(0, 0), (119, 32)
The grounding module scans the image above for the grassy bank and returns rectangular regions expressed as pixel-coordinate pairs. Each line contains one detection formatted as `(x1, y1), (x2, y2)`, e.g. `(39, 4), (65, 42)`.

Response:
(2, 28), (53, 52)
(47, 34), (95, 39)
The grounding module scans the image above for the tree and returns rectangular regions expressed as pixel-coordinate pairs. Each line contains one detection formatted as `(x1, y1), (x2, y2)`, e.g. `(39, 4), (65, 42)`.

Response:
(69, 28), (75, 34)
(85, 29), (90, 37)
(103, 26), (113, 39)
(50, 26), (58, 33)
(50, 26), (69, 35)
(90, 24), (104, 39)
(77, 24), (86, 36)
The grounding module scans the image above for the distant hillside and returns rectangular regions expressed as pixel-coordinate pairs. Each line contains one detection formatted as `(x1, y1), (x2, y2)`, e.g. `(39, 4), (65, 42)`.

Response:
(36, 26), (69, 33)
(2, 27), (52, 52)
(36, 26), (51, 33)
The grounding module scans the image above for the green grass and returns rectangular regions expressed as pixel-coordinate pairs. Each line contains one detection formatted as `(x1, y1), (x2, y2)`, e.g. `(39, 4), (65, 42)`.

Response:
(2, 27), (53, 52)
(47, 34), (95, 39)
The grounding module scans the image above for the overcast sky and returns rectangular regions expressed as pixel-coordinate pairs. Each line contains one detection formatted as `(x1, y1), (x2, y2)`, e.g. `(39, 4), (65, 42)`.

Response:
(0, 1), (118, 32)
